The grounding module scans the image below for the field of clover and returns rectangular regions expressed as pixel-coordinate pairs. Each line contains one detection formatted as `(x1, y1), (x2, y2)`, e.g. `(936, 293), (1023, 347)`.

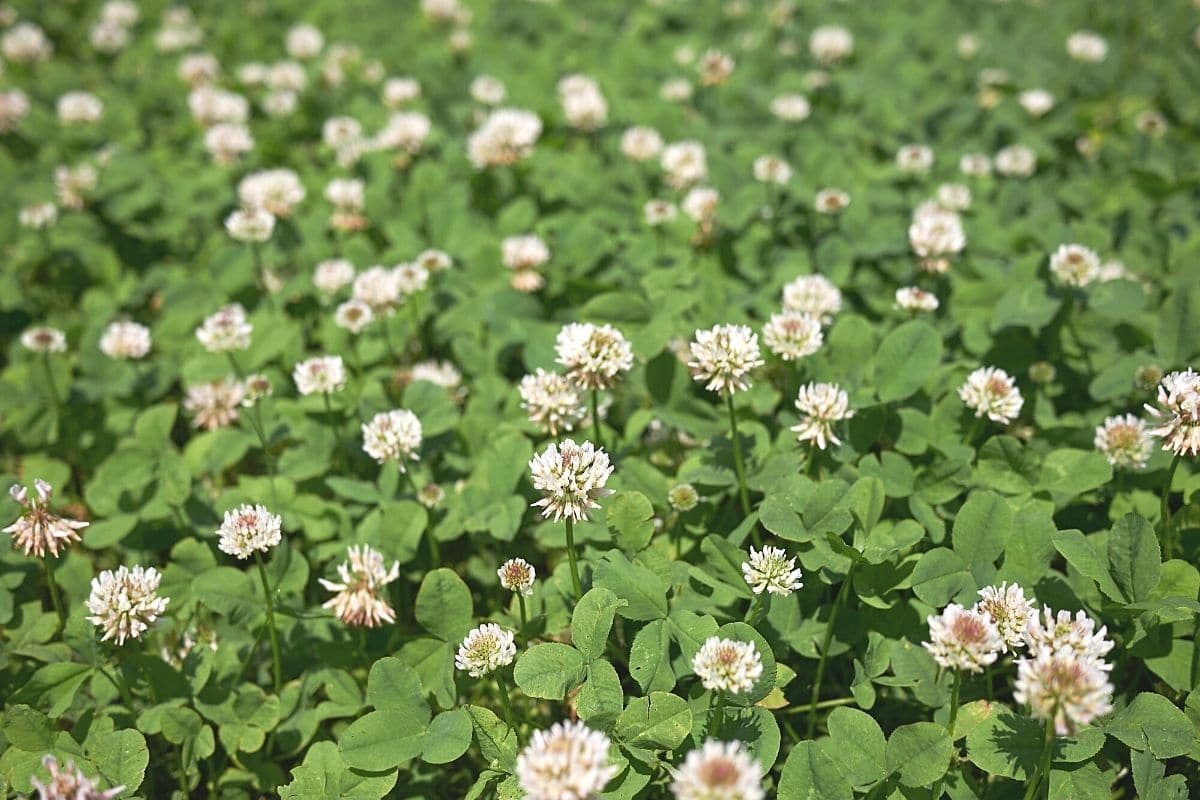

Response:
(3, 0), (1200, 799)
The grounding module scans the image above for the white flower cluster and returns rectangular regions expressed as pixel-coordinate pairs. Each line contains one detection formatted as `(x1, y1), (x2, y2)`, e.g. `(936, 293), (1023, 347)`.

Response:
(86, 565), (170, 645)
(1145, 369), (1200, 458)
(361, 409), (423, 468)
(467, 108), (542, 168)
(516, 721), (617, 800)
(4, 480), (88, 558)
(528, 438), (614, 522)
(959, 366), (1024, 425)
(320, 545), (401, 627)
(792, 382), (854, 450)
(687, 324), (764, 395)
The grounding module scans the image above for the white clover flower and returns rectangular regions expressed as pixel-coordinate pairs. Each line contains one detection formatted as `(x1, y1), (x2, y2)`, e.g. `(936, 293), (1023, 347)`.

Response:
(2, 22), (53, 64)
(668, 484), (700, 512)
(517, 720), (617, 800)
(792, 382), (854, 450)
(217, 504), (282, 560)
(353, 265), (403, 312)
(1066, 30), (1108, 63)
(19, 202), (57, 230)
(320, 545), (401, 627)
(814, 188), (850, 214)
(498, 557), (536, 596)
(687, 324), (764, 395)
(697, 49), (735, 86)
(286, 23), (324, 59)
(670, 739), (765, 800)
(0, 89), (30, 132)
(408, 360), (463, 390)
(335, 299), (374, 334)
(936, 183), (971, 211)
(382, 76), (421, 108)
(21, 326), (67, 354)
(455, 623), (517, 677)
(1014, 650), (1113, 735)
(770, 93), (810, 121)
(960, 366), (1024, 424)
(293, 355), (346, 396)
(55, 163), (98, 210)
(1094, 414), (1153, 470)
(184, 378), (245, 430)
(1145, 369), (1200, 458)
(661, 141), (708, 190)
(188, 86), (249, 126)
(322, 115), (364, 150)
(974, 583), (1036, 652)
(178, 53), (220, 87)
(238, 169), (306, 217)
(682, 186), (719, 223)
(520, 368), (586, 436)
(660, 78), (694, 103)
(195, 303), (252, 352)
(555, 323), (634, 391)
(809, 25), (853, 65)
(470, 74), (506, 105)
(361, 409), (422, 468)
(528, 438), (614, 522)
(956, 33), (981, 59)
(467, 107), (542, 168)
(620, 126), (663, 162)
(4, 480), (88, 558)
(782, 274), (841, 324)
(645, 199), (679, 226)
(325, 178), (364, 212)
(314, 259), (356, 294)
(909, 208), (965, 262)
(416, 249), (452, 273)
(1024, 608), (1115, 663)
(1049, 244), (1101, 288)
(99, 320), (151, 360)
(1135, 110), (1168, 138)
(375, 111), (432, 154)
(762, 311), (822, 361)
(994, 144), (1036, 178)
(203, 123), (254, 166)
(57, 91), (104, 126)
(895, 286), (939, 313)
(1018, 88), (1055, 118)
(502, 234), (550, 271)
(225, 207), (275, 243)
(896, 144), (933, 174)
(393, 262), (429, 295)
(959, 153), (992, 177)
(924, 603), (1003, 673)
(752, 155), (792, 185)
(693, 636), (763, 694)
(558, 74), (608, 131)
(418, 483), (446, 508)
(243, 374), (273, 406)
(86, 565), (169, 645)
(742, 546), (803, 596)
(31, 755), (124, 800)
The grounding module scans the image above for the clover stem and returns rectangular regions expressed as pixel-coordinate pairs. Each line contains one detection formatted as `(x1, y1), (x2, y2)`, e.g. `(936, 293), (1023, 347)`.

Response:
(495, 671), (517, 736)
(590, 388), (604, 450)
(564, 518), (582, 600)
(745, 592), (764, 624)
(1160, 453), (1181, 558)
(323, 392), (345, 465)
(931, 669), (963, 799)
(43, 555), (65, 626)
(726, 393), (760, 547)
(712, 691), (726, 738)
(517, 593), (529, 640)
(1022, 715), (1056, 800)
(41, 353), (61, 419)
(254, 551), (283, 694)
(808, 563), (856, 738)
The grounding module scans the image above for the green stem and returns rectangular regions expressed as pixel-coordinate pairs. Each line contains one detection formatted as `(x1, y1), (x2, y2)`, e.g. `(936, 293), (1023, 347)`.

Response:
(963, 415), (984, 447)
(405, 470), (439, 564)
(780, 696), (857, 715)
(381, 314), (399, 362)
(590, 389), (604, 450)
(43, 555), (65, 627)
(233, 621), (268, 687)
(726, 392), (752, 518)
(495, 671), (517, 737)
(41, 353), (61, 425)
(1160, 453), (1181, 559)
(808, 564), (856, 738)
(323, 392), (345, 464)
(1022, 715), (1056, 800)
(745, 592), (765, 624)
(931, 669), (963, 799)
(98, 664), (135, 711)
(712, 692), (727, 738)
(517, 593), (529, 640)
(254, 552), (283, 694)
(246, 404), (279, 509)
(564, 518), (582, 601)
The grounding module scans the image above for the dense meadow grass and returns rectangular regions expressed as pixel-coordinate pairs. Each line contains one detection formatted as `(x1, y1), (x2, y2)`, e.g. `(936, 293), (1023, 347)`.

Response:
(1, 1), (1199, 798)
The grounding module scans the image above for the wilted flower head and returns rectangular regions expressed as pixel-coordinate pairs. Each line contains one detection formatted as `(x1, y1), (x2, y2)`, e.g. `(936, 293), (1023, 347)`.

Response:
(467, 107), (542, 168)
(782, 274), (841, 324)
(195, 303), (252, 352)
(995, 144), (1036, 178)
(693, 636), (763, 694)
(960, 366), (1024, 424)
(55, 163), (98, 210)
(293, 355), (346, 395)
(528, 438), (614, 522)
(792, 382), (854, 450)
(30, 755), (123, 800)
(687, 324), (764, 395)
(661, 141), (708, 190)
(762, 311), (822, 361)
(697, 49), (735, 85)
(520, 368), (586, 436)
(645, 199), (678, 226)
(1094, 414), (1153, 470)
(217, 503), (282, 559)
(21, 326), (67, 354)
(1014, 649), (1113, 735)
(895, 286), (939, 313)
(924, 603), (1003, 672)
(742, 546), (803, 596)
(238, 169), (306, 217)
(620, 126), (663, 161)
(668, 483), (700, 512)
(225, 206), (275, 243)
(1135, 110), (1168, 138)
(670, 739), (765, 800)
(4, 480), (88, 558)
(498, 557), (536, 596)
(1067, 30), (1108, 63)
(814, 188), (850, 214)
(86, 565), (169, 645)
(320, 545), (401, 627)
(1024, 607), (1115, 662)
(555, 323), (634, 391)
(184, 378), (245, 430)
(809, 25), (853, 65)
(1049, 244), (1100, 288)
(242, 373), (273, 406)
(99, 320), (151, 360)
(770, 93), (811, 121)
(896, 144), (933, 174)
(335, 299), (374, 334)
(974, 583), (1036, 651)
(455, 623), (517, 677)
(0, 88), (30, 133)
(361, 409), (422, 467)
(1145, 369), (1200, 457)
(516, 720), (617, 800)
